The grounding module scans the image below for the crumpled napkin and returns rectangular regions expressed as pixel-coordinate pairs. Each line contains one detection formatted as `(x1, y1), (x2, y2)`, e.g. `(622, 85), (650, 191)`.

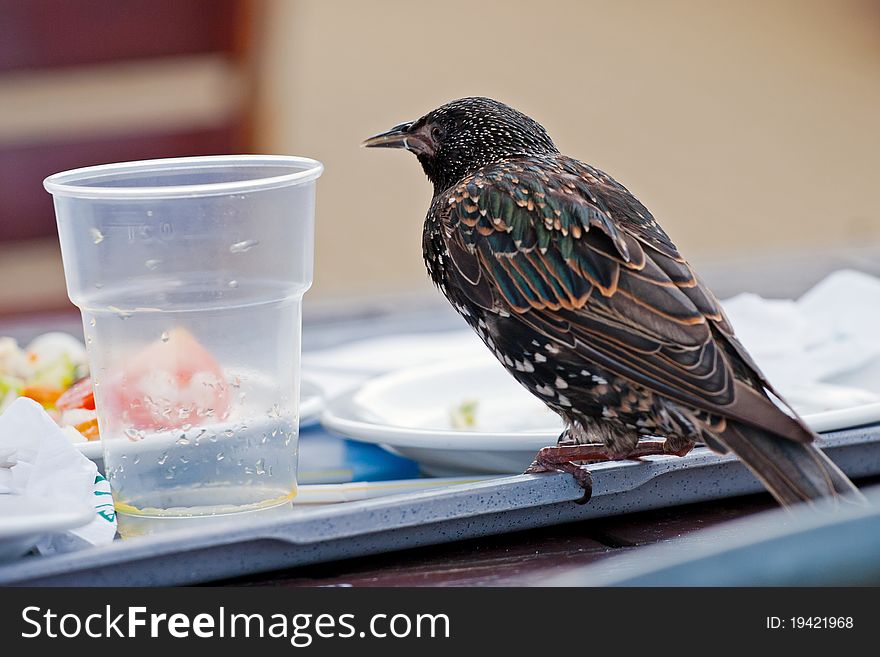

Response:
(723, 269), (880, 414)
(0, 397), (116, 554)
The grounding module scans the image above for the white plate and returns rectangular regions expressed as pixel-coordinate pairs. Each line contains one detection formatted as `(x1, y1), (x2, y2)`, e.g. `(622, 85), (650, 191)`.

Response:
(74, 376), (325, 460)
(321, 359), (880, 475)
(321, 358), (560, 475)
(299, 377), (324, 428)
(75, 437), (103, 461)
(0, 496), (94, 563)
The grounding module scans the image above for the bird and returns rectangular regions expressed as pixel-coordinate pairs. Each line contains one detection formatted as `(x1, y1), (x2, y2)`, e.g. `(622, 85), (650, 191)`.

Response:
(363, 96), (863, 507)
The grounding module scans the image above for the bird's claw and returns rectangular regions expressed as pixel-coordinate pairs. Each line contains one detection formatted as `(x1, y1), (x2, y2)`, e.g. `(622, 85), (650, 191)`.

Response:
(524, 459), (593, 504)
(572, 465), (593, 504)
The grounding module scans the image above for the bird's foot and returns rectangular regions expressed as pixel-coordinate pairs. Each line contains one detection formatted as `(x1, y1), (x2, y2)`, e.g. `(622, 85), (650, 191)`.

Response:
(625, 438), (694, 459)
(523, 439), (695, 504)
(525, 446), (596, 504)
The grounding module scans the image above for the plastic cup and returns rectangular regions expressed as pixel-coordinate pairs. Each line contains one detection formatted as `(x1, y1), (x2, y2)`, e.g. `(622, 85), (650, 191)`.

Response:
(44, 155), (323, 535)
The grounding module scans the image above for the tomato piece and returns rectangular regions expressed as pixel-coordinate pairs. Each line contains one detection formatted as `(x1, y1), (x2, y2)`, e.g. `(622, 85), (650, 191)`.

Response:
(105, 328), (229, 429)
(56, 377), (96, 411)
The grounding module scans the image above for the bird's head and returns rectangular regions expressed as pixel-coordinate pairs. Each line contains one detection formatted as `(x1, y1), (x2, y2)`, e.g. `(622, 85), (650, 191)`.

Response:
(363, 97), (558, 193)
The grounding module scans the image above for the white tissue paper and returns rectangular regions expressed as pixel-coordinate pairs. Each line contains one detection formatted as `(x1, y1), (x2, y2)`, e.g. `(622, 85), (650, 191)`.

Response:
(722, 269), (880, 415)
(0, 397), (116, 554)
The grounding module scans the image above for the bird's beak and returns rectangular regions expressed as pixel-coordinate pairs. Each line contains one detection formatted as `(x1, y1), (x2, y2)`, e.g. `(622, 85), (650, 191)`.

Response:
(363, 120), (436, 156)
(362, 121), (414, 150)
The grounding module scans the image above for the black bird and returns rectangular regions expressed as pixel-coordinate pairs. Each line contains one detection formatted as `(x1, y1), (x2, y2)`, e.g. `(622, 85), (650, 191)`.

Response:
(364, 97), (862, 506)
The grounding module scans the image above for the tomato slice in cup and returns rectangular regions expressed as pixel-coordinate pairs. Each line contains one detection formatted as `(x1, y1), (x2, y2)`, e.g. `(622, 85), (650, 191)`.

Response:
(106, 328), (230, 430)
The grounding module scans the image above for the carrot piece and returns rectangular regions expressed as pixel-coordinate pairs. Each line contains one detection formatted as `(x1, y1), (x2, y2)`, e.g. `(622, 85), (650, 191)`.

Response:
(75, 417), (100, 441)
(21, 385), (63, 407)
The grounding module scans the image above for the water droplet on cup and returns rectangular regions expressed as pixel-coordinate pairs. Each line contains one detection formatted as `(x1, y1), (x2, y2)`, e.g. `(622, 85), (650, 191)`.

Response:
(268, 404), (281, 419)
(146, 210), (154, 217)
(223, 429), (234, 438)
(157, 452), (169, 465)
(228, 279), (239, 289)
(176, 435), (190, 446)
(89, 318), (96, 327)
(124, 427), (143, 441)
(160, 331), (170, 343)
(216, 452), (225, 461)
(255, 459), (266, 475)
(90, 228), (105, 244)
(229, 239), (259, 253)
(145, 259), (162, 270)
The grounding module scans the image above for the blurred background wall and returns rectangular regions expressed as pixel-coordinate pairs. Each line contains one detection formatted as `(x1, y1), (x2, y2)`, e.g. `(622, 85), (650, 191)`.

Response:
(0, 0), (255, 314)
(1, 0), (878, 316)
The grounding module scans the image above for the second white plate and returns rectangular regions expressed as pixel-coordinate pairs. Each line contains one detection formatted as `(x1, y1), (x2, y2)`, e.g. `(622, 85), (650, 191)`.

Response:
(321, 358), (880, 475)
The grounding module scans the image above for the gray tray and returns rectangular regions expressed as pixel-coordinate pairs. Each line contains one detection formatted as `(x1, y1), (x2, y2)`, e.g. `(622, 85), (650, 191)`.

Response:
(1, 425), (879, 586)
(547, 481), (880, 586)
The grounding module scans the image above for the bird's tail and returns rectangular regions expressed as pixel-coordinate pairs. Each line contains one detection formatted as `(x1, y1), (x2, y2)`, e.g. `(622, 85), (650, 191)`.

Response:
(717, 420), (865, 507)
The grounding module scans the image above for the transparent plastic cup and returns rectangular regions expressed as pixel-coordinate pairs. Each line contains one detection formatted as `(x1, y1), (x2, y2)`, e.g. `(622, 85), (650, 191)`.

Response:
(44, 155), (323, 535)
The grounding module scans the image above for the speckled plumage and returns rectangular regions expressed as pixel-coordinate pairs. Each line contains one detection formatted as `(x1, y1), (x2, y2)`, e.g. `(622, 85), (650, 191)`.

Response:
(424, 154), (728, 458)
(366, 97), (862, 506)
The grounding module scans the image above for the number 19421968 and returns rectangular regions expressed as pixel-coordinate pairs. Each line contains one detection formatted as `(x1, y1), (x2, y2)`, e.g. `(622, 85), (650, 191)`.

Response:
(766, 617), (854, 629)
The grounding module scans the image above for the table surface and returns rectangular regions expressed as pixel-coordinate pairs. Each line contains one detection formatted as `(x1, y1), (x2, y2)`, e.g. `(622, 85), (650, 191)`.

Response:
(3, 282), (877, 587)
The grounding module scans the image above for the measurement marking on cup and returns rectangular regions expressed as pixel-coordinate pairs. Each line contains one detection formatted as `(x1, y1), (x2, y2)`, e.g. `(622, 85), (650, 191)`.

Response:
(120, 222), (174, 243)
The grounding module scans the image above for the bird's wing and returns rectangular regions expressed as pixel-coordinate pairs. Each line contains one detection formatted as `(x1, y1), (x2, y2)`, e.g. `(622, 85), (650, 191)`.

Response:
(440, 156), (812, 443)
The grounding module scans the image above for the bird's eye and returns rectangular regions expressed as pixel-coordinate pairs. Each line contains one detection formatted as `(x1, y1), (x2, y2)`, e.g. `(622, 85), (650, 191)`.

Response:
(431, 126), (443, 141)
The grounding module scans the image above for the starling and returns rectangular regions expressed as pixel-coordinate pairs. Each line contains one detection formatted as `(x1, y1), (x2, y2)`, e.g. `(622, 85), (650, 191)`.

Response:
(364, 97), (863, 506)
